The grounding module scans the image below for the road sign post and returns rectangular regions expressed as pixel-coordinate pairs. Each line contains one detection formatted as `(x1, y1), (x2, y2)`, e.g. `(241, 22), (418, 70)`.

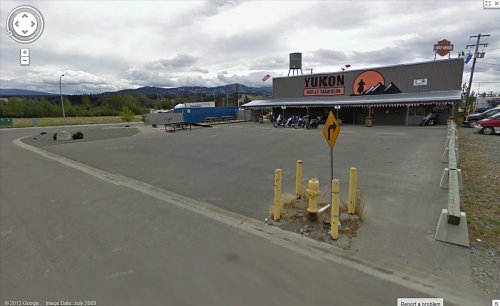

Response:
(322, 111), (340, 205)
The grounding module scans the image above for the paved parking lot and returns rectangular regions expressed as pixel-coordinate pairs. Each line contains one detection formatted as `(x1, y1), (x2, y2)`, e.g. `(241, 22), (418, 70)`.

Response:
(3, 125), (435, 306)
(23, 122), (476, 287)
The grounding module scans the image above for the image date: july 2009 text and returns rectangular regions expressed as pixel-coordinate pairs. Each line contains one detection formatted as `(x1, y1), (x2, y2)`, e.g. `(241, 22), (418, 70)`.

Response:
(45, 301), (96, 306)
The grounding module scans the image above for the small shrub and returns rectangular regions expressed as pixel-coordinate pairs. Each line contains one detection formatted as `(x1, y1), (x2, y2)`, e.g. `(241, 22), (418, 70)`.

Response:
(120, 106), (134, 123)
(72, 131), (84, 140)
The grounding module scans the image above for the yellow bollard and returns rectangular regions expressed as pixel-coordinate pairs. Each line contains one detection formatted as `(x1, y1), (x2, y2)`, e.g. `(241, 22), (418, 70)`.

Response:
(295, 160), (303, 199)
(331, 179), (340, 240)
(274, 169), (282, 221)
(306, 177), (320, 219)
(348, 167), (357, 214)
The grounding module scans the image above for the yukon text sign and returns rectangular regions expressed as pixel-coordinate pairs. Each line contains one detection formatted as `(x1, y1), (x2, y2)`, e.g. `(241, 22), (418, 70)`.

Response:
(303, 74), (345, 97)
(323, 111), (340, 150)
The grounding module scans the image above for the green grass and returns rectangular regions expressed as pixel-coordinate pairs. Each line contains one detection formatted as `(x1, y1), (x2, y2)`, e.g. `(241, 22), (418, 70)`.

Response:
(1, 116), (142, 128)
(459, 130), (500, 247)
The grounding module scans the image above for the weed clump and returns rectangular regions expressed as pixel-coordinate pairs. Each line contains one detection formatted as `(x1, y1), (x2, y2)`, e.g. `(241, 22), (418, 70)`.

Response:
(72, 131), (84, 140)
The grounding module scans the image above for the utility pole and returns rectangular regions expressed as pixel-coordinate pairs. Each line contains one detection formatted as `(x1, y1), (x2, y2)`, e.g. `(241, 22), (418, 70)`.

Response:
(464, 34), (489, 114)
(59, 74), (66, 118)
(236, 83), (240, 108)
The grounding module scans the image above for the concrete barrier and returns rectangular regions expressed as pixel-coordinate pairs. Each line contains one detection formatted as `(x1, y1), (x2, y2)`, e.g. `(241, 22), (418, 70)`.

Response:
(439, 168), (463, 190)
(435, 122), (469, 247)
(440, 128), (463, 189)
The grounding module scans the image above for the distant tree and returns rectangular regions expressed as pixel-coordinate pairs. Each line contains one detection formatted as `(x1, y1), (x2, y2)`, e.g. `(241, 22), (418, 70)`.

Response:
(174, 94), (187, 105)
(243, 95), (251, 103)
(120, 106), (134, 123)
(82, 95), (92, 110)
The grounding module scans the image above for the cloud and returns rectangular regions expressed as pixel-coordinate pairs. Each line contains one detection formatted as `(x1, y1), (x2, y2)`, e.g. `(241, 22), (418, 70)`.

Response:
(307, 49), (348, 67)
(0, 65), (127, 93)
(144, 54), (198, 70)
(191, 68), (210, 74)
(0, 0), (498, 94)
(247, 56), (288, 70)
(194, 0), (242, 17)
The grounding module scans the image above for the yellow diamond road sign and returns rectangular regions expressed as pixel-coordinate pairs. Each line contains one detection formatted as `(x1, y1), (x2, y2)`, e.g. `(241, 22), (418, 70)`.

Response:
(323, 111), (340, 150)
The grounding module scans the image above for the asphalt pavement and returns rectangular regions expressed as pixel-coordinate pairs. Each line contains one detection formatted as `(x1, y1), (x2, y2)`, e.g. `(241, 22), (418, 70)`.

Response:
(0, 124), (492, 305)
(29, 124), (477, 283)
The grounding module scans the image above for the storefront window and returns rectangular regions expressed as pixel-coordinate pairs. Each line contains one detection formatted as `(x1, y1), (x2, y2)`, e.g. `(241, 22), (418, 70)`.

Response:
(409, 106), (425, 116)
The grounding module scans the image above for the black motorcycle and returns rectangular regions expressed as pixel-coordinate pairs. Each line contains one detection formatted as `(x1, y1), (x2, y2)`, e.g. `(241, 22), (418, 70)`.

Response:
(294, 116), (307, 129)
(419, 112), (440, 126)
(306, 117), (320, 129)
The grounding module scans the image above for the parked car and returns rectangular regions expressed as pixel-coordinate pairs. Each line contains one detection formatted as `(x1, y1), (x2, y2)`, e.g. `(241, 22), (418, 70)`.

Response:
(474, 113), (500, 135)
(463, 106), (500, 127)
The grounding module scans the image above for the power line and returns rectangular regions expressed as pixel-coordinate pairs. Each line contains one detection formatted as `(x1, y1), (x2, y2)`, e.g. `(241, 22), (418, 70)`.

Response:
(476, 61), (500, 66)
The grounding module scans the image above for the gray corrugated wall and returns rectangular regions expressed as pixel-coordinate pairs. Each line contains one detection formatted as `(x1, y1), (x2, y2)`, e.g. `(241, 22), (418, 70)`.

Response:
(272, 59), (464, 99)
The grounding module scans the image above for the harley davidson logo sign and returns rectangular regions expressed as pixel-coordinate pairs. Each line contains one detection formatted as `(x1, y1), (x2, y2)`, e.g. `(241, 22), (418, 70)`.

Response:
(433, 39), (454, 57)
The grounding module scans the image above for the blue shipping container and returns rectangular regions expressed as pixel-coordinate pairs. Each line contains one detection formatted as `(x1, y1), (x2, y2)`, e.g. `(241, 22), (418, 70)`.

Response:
(173, 107), (237, 124)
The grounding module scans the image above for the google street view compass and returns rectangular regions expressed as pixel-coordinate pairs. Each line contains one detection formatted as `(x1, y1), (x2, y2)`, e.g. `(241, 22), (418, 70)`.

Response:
(6, 5), (44, 43)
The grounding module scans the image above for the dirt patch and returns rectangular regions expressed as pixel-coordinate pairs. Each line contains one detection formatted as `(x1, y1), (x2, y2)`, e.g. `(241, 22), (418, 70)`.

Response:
(458, 128), (500, 296)
(265, 193), (364, 249)
(21, 126), (140, 147)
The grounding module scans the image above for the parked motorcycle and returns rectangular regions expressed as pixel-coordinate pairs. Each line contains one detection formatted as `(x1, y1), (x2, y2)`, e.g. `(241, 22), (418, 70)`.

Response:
(294, 116), (307, 129)
(419, 112), (440, 126)
(273, 115), (284, 128)
(306, 117), (320, 129)
(284, 116), (297, 128)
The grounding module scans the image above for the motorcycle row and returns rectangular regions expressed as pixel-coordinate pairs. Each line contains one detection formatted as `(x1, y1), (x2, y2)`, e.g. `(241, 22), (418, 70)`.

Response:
(272, 115), (320, 129)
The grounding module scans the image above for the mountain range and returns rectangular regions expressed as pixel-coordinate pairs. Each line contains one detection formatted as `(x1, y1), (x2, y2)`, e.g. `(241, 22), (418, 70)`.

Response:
(107, 84), (272, 96)
(0, 89), (57, 96)
(0, 84), (272, 97)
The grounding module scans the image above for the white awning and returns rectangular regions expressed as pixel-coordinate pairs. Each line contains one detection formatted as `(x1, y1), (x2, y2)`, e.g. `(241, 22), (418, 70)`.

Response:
(242, 90), (462, 108)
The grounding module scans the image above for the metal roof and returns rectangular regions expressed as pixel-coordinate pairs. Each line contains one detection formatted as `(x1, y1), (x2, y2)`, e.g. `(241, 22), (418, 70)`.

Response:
(242, 90), (462, 108)
(272, 58), (463, 81)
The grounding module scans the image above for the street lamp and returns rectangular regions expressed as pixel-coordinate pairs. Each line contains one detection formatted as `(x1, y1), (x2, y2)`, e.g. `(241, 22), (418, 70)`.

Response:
(59, 74), (66, 118)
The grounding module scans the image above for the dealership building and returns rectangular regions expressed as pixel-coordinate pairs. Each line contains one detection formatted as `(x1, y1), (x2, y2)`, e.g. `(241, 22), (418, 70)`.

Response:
(242, 56), (464, 125)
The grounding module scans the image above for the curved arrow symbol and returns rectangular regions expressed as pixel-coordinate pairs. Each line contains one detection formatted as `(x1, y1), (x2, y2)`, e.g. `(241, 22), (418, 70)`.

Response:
(327, 122), (337, 140)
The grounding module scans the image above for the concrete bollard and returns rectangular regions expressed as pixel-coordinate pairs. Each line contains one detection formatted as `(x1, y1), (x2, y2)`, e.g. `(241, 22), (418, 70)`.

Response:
(331, 179), (340, 240)
(348, 167), (357, 215)
(295, 160), (303, 199)
(274, 169), (282, 221)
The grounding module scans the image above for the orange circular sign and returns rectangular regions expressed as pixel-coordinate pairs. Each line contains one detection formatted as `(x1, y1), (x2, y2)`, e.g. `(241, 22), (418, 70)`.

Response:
(352, 70), (385, 95)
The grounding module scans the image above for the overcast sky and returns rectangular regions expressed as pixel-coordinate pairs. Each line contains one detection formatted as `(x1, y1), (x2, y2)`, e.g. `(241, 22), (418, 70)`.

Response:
(0, 0), (499, 94)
